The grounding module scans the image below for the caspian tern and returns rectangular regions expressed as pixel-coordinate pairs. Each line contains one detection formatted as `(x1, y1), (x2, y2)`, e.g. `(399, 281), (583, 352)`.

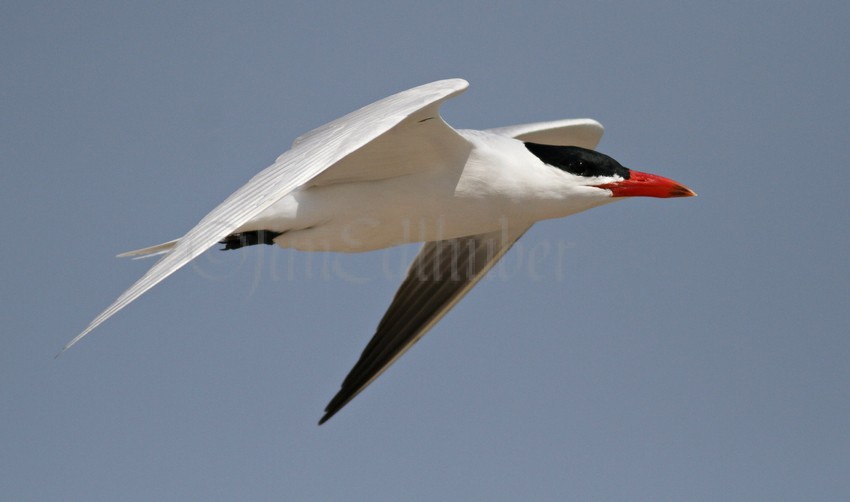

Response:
(63, 79), (695, 424)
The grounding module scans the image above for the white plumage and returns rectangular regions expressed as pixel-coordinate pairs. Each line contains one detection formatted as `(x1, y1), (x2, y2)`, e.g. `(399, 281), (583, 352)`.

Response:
(64, 79), (694, 424)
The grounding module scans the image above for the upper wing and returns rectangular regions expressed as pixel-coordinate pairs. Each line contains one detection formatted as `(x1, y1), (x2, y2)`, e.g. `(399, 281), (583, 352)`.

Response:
(486, 118), (604, 149)
(63, 78), (470, 353)
(319, 224), (530, 424)
(291, 89), (471, 186)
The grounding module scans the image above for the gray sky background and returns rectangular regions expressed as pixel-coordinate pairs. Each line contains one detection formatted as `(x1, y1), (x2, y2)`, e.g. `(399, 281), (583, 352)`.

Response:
(3, 1), (848, 500)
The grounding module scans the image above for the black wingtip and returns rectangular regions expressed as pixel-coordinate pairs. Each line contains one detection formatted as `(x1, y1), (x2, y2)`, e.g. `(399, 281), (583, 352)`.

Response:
(318, 410), (335, 426)
(318, 392), (353, 425)
(219, 230), (282, 250)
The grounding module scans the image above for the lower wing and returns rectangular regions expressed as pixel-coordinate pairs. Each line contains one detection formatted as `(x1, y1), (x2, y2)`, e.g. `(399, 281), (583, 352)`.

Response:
(320, 223), (531, 424)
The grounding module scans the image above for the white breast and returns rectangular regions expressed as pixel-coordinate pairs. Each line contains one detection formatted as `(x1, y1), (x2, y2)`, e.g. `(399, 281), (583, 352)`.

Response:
(242, 131), (611, 252)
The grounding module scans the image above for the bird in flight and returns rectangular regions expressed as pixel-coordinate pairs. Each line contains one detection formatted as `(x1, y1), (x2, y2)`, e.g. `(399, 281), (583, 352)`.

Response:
(63, 79), (695, 424)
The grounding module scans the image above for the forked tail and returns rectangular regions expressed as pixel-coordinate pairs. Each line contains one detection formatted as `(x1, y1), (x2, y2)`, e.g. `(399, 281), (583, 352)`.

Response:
(116, 239), (179, 259)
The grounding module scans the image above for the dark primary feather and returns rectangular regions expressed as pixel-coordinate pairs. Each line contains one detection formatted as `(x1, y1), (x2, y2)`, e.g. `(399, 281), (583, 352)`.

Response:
(319, 227), (528, 424)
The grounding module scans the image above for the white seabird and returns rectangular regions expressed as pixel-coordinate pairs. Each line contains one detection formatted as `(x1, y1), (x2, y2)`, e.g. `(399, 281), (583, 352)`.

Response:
(63, 79), (695, 424)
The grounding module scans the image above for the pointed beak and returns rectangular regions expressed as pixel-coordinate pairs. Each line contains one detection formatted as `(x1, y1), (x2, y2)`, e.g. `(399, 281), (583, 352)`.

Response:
(594, 170), (696, 198)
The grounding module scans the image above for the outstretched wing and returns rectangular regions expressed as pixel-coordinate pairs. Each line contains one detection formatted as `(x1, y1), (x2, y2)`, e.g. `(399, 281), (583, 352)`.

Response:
(63, 79), (470, 353)
(320, 224), (530, 424)
(317, 116), (607, 419)
(487, 118), (604, 149)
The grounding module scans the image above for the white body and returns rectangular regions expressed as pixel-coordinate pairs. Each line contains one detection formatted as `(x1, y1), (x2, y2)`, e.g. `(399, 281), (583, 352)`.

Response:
(244, 130), (614, 252)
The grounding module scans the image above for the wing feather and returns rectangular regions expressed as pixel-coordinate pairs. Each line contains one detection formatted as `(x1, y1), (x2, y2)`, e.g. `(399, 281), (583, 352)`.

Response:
(486, 118), (604, 149)
(63, 79), (469, 353)
(319, 224), (530, 424)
